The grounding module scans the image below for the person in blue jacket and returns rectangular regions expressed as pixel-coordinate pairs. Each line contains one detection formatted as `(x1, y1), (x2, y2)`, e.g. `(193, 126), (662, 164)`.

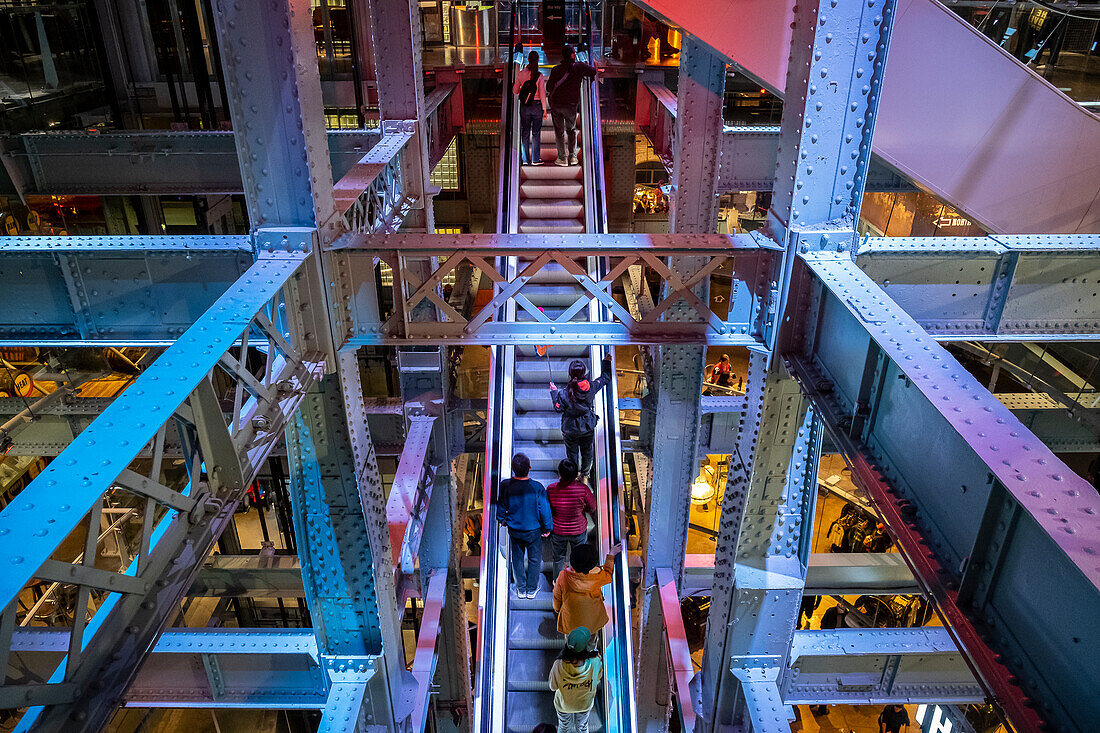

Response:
(498, 453), (553, 598)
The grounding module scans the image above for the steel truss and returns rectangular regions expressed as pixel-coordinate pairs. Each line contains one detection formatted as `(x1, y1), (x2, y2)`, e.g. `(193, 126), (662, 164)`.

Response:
(787, 252), (1099, 733)
(0, 252), (325, 731)
(330, 232), (774, 346)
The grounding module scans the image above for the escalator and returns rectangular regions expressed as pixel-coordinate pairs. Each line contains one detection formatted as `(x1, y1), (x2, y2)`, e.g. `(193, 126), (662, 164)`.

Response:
(634, 0), (1100, 234)
(474, 12), (634, 730)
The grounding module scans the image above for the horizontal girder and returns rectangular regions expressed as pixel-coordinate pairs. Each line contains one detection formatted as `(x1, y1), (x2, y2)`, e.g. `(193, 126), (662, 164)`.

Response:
(857, 234), (1100, 340)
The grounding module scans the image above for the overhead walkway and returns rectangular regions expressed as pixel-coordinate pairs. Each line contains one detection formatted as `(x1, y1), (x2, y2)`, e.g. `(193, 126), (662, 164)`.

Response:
(635, 0), (1100, 234)
(473, 36), (634, 732)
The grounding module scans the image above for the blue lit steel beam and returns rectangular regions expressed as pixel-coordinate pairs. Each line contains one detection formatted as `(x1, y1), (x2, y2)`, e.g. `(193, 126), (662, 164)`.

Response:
(0, 252), (325, 731)
(788, 251), (1100, 733)
(0, 130), (381, 196)
(285, 376), (396, 727)
(856, 235), (1100, 340)
(782, 628), (983, 705)
(0, 235), (253, 345)
(210, 0), (408, 729)
(11, 628), (330, 709)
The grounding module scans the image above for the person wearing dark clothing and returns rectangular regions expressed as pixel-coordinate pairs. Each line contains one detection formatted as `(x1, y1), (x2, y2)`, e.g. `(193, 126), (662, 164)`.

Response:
(1088, 453), (1100, 493)
(878, 704), (910, 733)
(499, 453), (553, 599)
(546, 44), (598, 166)
(819, 603), (848, 630)
(551, 352), (613, 479)
(863, 522), (891, 553)
(514, 50), (549, 166)
(548, 459), (597, 578)
(798, 594), (820, 630)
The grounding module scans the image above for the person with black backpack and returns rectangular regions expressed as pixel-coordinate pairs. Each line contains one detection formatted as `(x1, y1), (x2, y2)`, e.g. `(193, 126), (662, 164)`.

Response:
(513, 50), (549, 166)
(546, 44), (598, 167)
(550, 353), (613, 480)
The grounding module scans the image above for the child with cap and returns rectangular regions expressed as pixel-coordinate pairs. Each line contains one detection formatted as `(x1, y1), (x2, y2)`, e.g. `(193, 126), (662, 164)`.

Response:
(552, 542), (622, 638)
(548, 626), (602, 733)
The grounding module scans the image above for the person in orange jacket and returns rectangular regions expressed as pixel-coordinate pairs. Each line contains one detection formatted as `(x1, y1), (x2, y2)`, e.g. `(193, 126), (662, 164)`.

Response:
(552, 542), (622, 636)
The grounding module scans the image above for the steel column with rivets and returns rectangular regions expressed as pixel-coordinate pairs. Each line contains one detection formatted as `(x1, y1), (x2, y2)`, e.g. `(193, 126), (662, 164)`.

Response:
(697, 348), (767, 731)
(764, 0), (897, 349)
(702, 2), (896, 730)
(636, 36), (725, 733)
(365, 0), (434, 231)
(211, 1), (404, 728)
(286, 376), (398, 729)
(721, 370), (822, 732)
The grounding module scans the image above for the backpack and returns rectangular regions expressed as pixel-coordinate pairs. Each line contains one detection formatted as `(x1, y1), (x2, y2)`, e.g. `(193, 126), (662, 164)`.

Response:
(519, 71), (540, 106)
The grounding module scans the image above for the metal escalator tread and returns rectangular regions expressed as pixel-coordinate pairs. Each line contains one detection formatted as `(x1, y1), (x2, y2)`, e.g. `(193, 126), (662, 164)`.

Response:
(492, 91), (613, 732)
(519, 221), (586, 234)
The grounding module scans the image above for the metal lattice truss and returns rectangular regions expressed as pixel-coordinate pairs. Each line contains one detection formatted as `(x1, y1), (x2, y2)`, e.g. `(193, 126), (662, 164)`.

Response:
(329, 233), (777, 345)
(334, 125), (416, 236)
(0, 253), (326, 729)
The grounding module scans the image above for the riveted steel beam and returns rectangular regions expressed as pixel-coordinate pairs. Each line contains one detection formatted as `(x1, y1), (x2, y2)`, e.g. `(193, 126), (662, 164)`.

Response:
(0, 236), (253, 345)
(789, 251), (1099, 733)
(782, 628), (983, 705)
(857, 234), (1100, 340)
(10, 628), (330, 708)
(0, 130), (381, 197)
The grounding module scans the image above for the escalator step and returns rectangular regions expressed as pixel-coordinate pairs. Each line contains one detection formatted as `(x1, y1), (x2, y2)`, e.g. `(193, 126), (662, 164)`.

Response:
(517, 343), (589, 357)
(521, 165), (583, 181)
(520, 182), (583, 198)
(520, 199), (585, 219)
(519, 220), (585, 234)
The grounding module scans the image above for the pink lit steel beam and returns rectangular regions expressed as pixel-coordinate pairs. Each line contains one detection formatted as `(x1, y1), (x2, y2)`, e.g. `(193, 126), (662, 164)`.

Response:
(634, 0), (1100, 234)
(657, 567), (697, 732)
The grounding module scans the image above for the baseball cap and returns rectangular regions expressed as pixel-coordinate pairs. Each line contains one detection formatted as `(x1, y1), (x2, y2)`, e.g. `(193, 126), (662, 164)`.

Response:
(565, 626), (591, 652)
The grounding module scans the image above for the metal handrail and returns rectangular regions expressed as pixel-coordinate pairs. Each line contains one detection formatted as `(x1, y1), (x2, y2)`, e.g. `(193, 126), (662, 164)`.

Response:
(584, 2), (635, 721)
(495, 6), (520, 235)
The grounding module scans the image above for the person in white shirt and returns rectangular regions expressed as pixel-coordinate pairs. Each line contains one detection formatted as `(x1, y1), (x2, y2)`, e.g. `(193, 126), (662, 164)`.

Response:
(513, 50), (549, 166)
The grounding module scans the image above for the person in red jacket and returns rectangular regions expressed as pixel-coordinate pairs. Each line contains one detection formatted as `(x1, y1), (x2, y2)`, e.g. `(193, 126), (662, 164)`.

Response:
(547, 459), (597, 578)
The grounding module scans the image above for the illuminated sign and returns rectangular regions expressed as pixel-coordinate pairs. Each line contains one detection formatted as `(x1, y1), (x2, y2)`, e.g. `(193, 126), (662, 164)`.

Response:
(13, 372), (34, 398)
(933, 215), (973, 229)
(915, 705), (970, 733)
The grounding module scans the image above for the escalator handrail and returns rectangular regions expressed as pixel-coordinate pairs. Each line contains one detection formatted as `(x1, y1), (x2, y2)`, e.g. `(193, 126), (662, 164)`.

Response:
(496, 5), (521, 235)
(473, 334), (510, 732)
(475, 5), (520, 729)
(578, 4), (608, 235)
